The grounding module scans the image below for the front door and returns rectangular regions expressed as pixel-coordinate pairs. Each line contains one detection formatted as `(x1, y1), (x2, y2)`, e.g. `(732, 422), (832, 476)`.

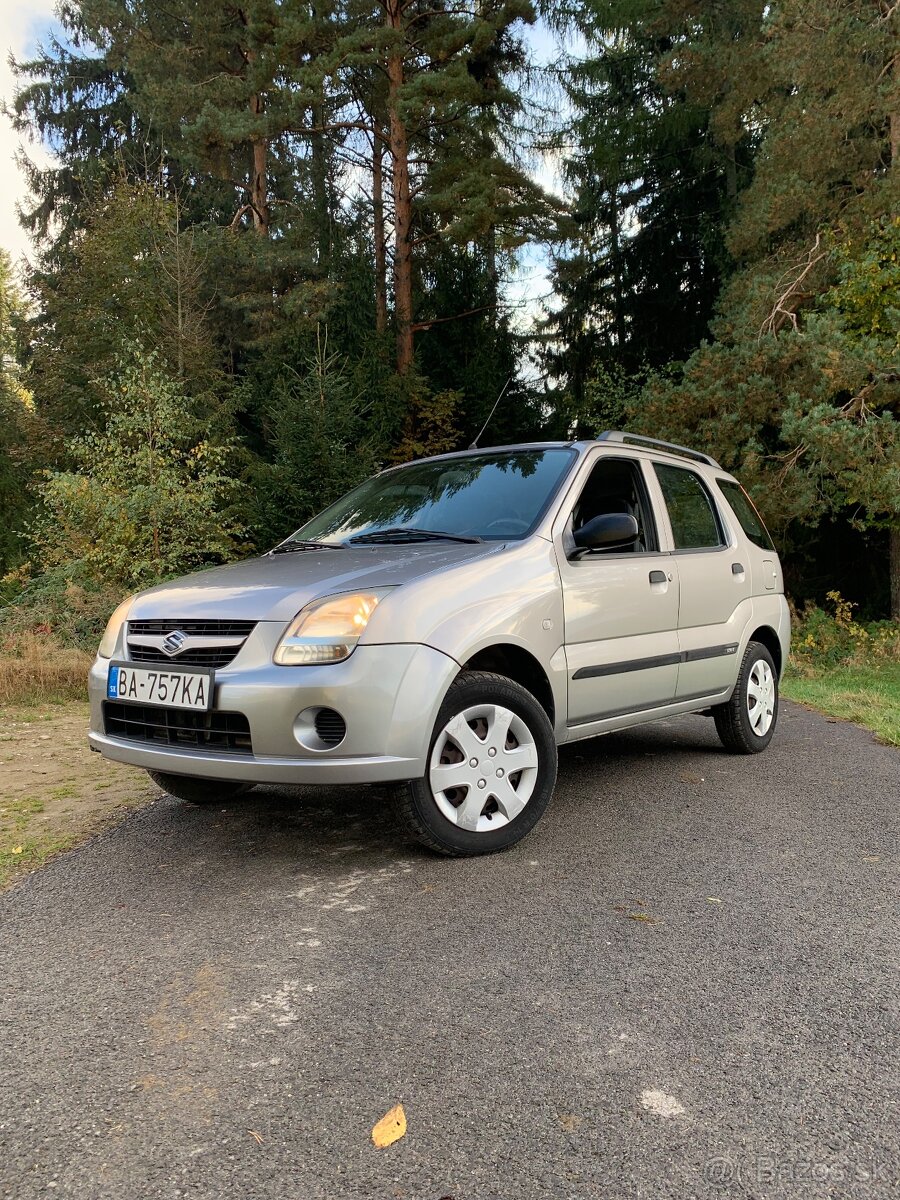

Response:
(556, 454), (681, 728)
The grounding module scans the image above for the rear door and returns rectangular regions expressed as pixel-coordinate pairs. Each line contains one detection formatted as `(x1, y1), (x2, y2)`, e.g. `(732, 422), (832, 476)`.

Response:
(650, 461), (752, 699)
(555, 452), (681, 728)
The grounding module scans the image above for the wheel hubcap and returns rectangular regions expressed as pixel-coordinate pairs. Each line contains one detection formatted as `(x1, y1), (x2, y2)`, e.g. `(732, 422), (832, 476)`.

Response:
(429, 703), (539, 832)
(747, 659), (775, 736)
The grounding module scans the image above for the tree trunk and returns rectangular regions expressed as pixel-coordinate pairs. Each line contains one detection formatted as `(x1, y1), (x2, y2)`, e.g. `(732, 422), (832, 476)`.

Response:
(250, 93), (270, 237)
(485, 224), (498, 309)
(609, 186), (625, 350)
(240, 29), (269, 239)
(386, 0), (413, 374)
(890, 28), (900, 165)
(890, 527), (900, 622)
(311, 97), (330, 269)
(310, 5), (330, 269)
(372, 131), (388, 335)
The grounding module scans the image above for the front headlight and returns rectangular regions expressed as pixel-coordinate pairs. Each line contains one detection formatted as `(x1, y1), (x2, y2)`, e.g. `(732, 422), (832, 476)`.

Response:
(273, 590), (391, 665)
(97, 595), (136, 659)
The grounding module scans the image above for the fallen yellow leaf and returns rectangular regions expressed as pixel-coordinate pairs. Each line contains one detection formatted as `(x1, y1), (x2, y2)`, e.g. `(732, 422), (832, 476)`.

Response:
(706, 897), (722, 904)
(11, 846), (23, 855)
(371, 1103), (407, 1148)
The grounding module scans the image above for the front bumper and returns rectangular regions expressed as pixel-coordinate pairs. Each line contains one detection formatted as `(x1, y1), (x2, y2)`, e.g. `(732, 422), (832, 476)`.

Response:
(88, 633), (460, 785)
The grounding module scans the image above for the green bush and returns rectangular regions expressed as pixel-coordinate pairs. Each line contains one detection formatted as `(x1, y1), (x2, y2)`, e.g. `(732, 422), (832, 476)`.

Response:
(0, 346), (249, 650)
(0, 564), (123, 651)
(790, 591), (900, 673)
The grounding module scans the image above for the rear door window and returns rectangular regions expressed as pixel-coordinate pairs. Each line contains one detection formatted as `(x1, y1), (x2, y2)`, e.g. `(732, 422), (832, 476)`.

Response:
(654, 463), (724, 550)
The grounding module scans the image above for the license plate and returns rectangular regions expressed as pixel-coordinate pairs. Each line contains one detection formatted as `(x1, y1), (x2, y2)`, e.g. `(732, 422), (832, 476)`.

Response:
(107, 662), (214, 711)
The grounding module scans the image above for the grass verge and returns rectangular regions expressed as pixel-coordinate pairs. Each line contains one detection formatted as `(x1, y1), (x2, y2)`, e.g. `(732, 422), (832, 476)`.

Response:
(0, 700), (153, 890)
(0, 632), (91, 706)
(782, 661), (900, 748)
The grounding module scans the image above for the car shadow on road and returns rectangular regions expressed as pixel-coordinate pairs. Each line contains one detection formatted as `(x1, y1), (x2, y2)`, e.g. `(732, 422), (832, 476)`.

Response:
(149, 712), (732, 866)
(557, 711), (726, 768)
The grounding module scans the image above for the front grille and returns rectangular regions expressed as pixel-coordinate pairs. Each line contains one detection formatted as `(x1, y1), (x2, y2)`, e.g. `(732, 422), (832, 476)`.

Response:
(128, 645), (240, 669)
(103, 702), (253, 755)
(126, 619), (256, 669)
(314, 708), (347, 747)
(128, 620), (257, 637)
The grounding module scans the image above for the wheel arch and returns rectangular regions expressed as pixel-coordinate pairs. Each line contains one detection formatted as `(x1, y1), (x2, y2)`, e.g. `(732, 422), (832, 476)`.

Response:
(747, 624), (783, 677)
(461, 643), (556, 725)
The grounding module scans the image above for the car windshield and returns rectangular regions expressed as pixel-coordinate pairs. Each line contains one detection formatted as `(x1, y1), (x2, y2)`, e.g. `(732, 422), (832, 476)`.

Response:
(292, 448), (577, 544)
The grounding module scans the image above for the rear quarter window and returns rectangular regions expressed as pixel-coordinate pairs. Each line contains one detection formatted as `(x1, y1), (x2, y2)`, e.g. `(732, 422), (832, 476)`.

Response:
(717, 479), (775, 551)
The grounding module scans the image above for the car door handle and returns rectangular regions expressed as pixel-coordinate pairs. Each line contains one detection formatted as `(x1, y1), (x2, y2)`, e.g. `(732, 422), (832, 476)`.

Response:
(649, 570), (667, 584)
(732, 562), (745, 575)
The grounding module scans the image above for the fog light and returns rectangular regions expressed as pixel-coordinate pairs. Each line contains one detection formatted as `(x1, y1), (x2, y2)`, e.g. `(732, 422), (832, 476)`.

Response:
(293, 707), (347, 751)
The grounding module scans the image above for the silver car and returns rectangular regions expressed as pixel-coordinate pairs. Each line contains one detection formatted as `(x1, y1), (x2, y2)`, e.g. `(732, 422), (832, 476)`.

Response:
(89, 433), (790, 856)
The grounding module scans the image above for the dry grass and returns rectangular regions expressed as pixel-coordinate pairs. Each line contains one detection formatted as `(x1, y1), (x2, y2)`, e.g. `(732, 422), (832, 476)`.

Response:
(0, 700), (153, 890)
(0, 632), (91, 706)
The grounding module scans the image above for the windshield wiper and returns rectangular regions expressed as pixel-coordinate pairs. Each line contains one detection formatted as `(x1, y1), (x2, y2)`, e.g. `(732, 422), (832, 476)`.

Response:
(348, 526), (483, 545)
(269, 539), (344, 554)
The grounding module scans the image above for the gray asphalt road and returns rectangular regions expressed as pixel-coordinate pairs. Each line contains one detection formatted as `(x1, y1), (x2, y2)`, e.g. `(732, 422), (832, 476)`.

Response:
(2, 702), (898, 1200)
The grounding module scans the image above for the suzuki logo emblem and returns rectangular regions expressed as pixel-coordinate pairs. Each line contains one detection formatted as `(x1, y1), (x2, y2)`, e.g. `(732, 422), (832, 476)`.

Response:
(162, 630), (188, 657)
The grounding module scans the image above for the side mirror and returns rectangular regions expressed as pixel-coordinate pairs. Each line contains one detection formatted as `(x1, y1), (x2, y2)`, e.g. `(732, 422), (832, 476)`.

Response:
(573, 512), (639, 552)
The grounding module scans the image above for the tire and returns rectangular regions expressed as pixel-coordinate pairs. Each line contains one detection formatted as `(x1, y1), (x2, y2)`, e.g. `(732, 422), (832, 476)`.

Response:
(712, 641), (779, 754)
(147, 771), (254, 805)
(397, 670), (557, 857)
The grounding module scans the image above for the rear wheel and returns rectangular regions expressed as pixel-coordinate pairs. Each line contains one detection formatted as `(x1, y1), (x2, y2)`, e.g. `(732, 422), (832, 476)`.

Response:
(713, 641), (779, 754)
(396, 671), (557, 856)
(148, 771), (254, 805)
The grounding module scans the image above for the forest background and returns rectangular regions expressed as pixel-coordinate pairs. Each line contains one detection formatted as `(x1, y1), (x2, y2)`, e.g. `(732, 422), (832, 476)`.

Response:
(0, 0), (898, 650)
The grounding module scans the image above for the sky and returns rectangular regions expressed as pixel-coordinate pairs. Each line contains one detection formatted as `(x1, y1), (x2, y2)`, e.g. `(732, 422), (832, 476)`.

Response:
(0, 1), (58, 270)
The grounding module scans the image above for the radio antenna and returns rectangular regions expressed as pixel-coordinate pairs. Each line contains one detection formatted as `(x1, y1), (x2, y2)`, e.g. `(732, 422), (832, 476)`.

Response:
(469, 376), (513, 450)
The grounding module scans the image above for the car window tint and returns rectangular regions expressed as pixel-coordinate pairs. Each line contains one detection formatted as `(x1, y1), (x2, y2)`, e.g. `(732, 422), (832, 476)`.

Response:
(717, 479), (775, 550)
(655, 463), (723, 550)
(295, 448), (576, 542)
(570, 457), (657, 552)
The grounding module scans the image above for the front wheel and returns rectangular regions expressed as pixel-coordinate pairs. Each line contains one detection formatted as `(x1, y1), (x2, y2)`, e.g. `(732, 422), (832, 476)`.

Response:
(148, 771), (254, 805)
(713, 641), (779, 754)
(396, 671), (558, 856)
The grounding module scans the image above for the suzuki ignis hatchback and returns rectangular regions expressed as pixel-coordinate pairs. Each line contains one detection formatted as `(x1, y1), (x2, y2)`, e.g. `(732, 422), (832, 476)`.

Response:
(89, 433), (790, 855)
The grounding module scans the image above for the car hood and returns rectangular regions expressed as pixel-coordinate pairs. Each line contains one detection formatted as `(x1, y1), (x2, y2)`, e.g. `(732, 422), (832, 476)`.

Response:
(128, 542), (505, 623)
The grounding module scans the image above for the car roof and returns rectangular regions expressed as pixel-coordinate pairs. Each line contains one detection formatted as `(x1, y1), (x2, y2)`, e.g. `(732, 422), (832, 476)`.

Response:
(390, 435), (729, 475)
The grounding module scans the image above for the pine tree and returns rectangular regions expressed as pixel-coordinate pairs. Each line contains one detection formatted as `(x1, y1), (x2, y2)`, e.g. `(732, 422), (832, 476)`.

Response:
(376, 0), (555, 375)
(252, 328), (378, 543)
(12, 0), (554, 456)
(544, 0), (761, 414)
(31, 346), (247, 592)
(27, 178), (225, 438)
(630, 0), (900, 615)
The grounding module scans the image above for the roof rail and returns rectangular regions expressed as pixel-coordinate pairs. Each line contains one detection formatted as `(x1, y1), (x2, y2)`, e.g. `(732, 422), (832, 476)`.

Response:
(597, 430), (721, 469)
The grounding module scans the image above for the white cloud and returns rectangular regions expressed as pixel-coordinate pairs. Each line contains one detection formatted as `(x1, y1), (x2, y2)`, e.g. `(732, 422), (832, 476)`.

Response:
(0, 2), (59, 270)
